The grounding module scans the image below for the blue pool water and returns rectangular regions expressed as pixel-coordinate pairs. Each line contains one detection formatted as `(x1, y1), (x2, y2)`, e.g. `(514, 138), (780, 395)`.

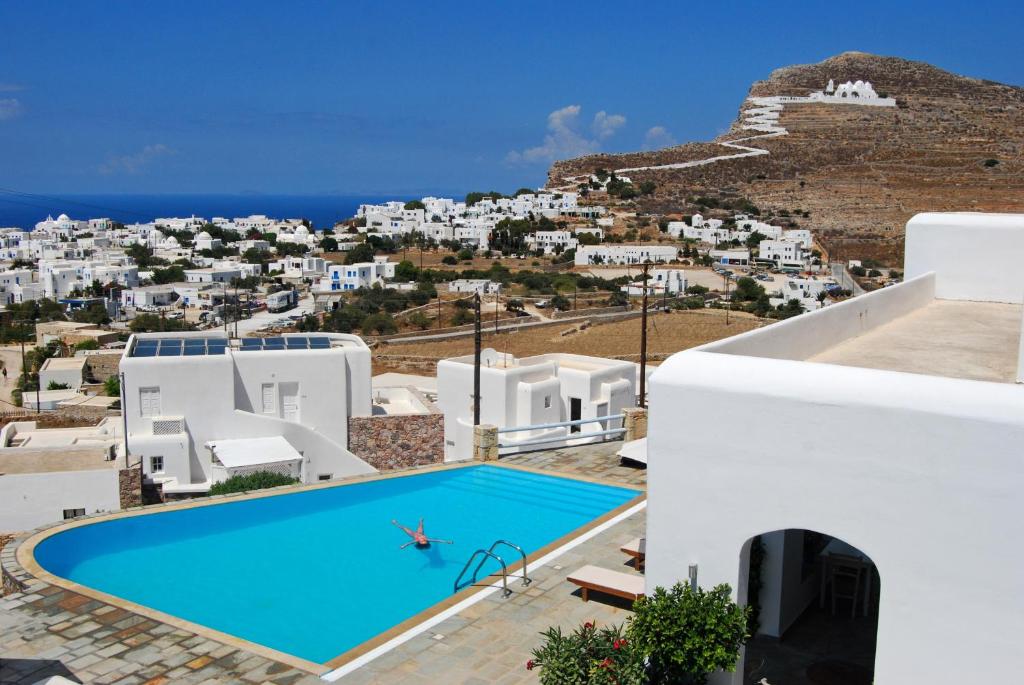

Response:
(35, 465), (639, 664)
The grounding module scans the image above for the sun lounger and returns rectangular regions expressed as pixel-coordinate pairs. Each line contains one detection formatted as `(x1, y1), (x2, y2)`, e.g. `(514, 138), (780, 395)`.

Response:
(620, 537), (646, 570)
(567, 564), (646, 602)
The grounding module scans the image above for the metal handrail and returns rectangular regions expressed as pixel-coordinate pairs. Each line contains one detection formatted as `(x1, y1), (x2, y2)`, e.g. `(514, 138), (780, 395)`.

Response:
(486, 540), (531, 586)
(454, 549), (511, 597)
(499, 427), (626, 450)
(497, 414), (625, 434)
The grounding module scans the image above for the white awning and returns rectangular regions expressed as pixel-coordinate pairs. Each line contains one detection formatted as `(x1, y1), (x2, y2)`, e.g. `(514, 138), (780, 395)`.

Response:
(205, 436), (303, 468)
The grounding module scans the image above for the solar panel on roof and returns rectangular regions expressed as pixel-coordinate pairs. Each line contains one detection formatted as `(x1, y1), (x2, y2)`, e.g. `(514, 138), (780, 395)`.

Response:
(184, 339), (207, 348)
(240, 338), (263, 349)
(157, 347), (181, 357)
(134, 348), (157, 357)
(184, 347), (207, 356)
(285, 337), (307, 347)
(136, 340), (158, 349)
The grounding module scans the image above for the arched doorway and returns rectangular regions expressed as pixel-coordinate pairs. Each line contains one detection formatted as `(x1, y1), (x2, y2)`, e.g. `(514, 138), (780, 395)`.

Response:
(738, 529), (879, 685)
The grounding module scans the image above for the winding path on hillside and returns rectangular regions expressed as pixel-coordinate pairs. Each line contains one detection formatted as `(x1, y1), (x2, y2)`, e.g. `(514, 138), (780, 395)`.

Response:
(553, 97), (790, 188)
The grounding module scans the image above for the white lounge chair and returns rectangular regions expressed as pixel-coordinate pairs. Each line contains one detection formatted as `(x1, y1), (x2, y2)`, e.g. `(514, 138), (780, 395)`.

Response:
(567, 564), (646, 602)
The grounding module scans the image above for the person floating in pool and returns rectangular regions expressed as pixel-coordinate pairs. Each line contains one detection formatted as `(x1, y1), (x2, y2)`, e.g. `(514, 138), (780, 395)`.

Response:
(392, 518), (452, 549)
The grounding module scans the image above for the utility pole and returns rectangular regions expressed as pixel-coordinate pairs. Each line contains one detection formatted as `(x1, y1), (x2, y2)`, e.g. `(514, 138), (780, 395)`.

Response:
(437, 293), (442, 329)
(724, 272), (731, 326)
(574, 284), (578, 311)
(473, 292), (482, 426)
(494, 292), (499, 333)
(639, 261), (650, 408)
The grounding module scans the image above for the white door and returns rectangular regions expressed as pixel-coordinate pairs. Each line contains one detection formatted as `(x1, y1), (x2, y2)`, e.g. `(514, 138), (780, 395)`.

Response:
(280, 383), (299, 422)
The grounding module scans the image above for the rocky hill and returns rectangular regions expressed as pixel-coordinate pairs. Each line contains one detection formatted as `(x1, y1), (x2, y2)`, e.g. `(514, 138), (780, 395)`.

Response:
(548, 52), (1024, 263)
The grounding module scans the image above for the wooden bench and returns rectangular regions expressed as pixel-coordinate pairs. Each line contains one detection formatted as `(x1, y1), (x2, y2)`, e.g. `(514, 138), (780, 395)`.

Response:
(567, 565), (646, 602)
(620, 537), (646, 571)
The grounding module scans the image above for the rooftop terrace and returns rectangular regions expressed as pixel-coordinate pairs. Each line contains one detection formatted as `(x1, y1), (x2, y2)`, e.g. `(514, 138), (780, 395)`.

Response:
(808, 299), (1022, 383)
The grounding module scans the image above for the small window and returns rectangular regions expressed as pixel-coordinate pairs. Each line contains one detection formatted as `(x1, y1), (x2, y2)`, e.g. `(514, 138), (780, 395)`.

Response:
(150, 456), (164, 473)
(63, 508), (85, 520)
(317, 473), (332, 482)
(543, 395), (551, 409)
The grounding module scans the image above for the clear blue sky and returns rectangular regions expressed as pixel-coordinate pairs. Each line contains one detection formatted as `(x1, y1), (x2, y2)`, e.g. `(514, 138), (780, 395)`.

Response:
(1, 1), (1021, 196)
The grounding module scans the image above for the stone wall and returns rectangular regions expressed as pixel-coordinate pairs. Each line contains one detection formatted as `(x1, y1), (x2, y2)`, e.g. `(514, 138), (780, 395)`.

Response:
(83, 352), (121, 383)
(348, 414), (445, 470)
(118, 464), (142, 509)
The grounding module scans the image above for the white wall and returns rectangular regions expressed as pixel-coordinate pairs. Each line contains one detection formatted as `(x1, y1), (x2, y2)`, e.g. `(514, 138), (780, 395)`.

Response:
(905, 213), (1024, 304)
(0, 469), (120, 532)
(701, 272), (936, 361)
(647, 350), (1024, 685)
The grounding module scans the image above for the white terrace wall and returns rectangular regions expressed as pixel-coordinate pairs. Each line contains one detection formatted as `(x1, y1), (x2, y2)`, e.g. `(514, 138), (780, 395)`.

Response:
(0, 468), (120, 532)
(647, 351), (1024, 685)
(700, 272), (935, 361)
(905, 212), (1024, 304)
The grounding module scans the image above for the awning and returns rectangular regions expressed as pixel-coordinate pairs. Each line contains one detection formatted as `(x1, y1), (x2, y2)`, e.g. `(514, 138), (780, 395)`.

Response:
(205, 435), (303, 468)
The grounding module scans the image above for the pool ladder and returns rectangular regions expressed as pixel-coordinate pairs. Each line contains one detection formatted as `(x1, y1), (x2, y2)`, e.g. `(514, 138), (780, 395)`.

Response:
(453, 540), (532, 598)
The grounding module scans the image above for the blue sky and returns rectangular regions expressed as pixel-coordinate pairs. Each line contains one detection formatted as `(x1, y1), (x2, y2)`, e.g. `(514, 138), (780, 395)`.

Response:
(1, 1), (1021, 196)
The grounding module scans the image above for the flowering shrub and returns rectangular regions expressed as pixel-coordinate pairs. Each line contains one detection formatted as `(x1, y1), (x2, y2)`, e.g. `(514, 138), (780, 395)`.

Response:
(528, 621), (645, 685)
(529, 583), (749, 685)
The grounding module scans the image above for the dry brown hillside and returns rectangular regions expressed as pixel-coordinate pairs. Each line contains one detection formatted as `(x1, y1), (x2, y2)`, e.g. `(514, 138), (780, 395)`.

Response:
(548, 52), (1024, 263)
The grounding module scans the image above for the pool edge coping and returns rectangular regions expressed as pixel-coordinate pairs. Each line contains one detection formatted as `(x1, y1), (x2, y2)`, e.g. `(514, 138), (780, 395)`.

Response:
(11, 459), (645, 677)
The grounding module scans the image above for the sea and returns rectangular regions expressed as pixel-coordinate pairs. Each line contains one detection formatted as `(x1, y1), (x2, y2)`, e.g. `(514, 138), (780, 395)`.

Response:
(0, 194), (416, 231)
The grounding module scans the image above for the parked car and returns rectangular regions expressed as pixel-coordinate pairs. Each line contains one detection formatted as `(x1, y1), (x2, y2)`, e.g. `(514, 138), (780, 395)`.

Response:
(535, 300), (549, 308)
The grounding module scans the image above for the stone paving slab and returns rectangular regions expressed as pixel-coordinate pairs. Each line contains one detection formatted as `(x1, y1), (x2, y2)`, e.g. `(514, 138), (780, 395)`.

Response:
(0, 441), (645, 684)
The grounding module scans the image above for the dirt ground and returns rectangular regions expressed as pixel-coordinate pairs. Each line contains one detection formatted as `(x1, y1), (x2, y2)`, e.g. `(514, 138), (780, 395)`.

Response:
(322, 248), (564, 273)
(373, 308), (764, 373)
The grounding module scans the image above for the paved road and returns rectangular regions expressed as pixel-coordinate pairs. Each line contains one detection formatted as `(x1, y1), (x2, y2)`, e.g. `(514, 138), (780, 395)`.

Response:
(378, 307), (642, 343)
(831, 263), (866, 296)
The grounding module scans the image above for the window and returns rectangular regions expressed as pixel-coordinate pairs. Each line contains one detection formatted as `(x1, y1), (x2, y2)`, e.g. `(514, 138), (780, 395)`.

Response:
(139, 386), (161, 418)
(317, 473), (332, 482)
(63, 508), (85, 520)
(261, 383), (276, 414)
(150, 456), (164, 473)
(543, 395), (551, 409)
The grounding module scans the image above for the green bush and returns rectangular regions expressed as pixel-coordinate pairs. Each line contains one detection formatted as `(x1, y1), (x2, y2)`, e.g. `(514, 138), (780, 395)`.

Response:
(46, 381), (71, 390)
(441, 255), (458, 265)
(104, 376), (120, 398)
(208, 471), (299, 495)
(630, 583), (749, 684)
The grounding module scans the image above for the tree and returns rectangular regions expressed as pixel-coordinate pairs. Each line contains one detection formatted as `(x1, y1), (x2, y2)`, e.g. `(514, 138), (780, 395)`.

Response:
(639, 180), (657, 195)
(777, 298), (805, 319)
(745, 231), (767, 249)
(441, 255), (458, 265)
(577, 231), (600, 246)
(630, 583), (749, 684)
(685, 284), (709, 296)
(732, 277), (765, 302)
(505, 298), (525, 314)
(345, 242), (376, 264)
(457, 248), (475, 261)
(320, 236), (339, 252)
(47, 381), (71, 390)
(551, 294), (571, 311)
(104, 375), (120, 398)
(395, 260), (418, 281)
(361, 312), (397, 335)
(71, 302), (111, 325)
(407, 312), (431, 330)
(403, 200), (426, 210)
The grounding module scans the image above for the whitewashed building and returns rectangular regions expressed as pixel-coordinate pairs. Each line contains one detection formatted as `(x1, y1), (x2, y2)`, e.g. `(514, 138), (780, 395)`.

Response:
(438, 350), (635, 461)
(574, 245), (678, 266)
(120, 332), (376, 497)
(646, 212), (1024, 684)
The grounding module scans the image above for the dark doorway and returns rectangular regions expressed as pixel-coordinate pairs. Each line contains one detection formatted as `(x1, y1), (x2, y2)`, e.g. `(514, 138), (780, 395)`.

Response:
(570, 397), (581, 432)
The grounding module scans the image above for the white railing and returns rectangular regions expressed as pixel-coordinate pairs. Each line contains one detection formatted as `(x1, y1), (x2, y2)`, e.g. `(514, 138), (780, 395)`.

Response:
(496, 414), (625, 450)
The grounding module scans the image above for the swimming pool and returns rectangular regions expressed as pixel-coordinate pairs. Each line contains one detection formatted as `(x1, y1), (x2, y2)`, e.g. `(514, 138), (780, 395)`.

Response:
(31, 464), (641, 668)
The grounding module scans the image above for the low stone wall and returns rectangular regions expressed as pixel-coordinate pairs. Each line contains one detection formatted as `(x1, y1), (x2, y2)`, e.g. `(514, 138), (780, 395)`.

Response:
(348, 414), (445, 470)
(371, 315), (540, 342)
(118, 464), (142, 509)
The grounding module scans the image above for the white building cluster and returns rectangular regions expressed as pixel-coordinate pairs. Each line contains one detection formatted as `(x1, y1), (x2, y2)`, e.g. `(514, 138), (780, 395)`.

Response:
(355, 192), (606, 252)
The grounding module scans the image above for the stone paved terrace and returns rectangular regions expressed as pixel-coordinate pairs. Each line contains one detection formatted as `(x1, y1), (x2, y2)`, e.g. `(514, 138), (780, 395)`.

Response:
(0, 441), (646, 685)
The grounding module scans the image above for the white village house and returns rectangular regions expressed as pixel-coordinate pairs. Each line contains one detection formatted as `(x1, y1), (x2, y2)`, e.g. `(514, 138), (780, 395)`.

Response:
(645, 212), (1024, 684)
(120, 332), (376, 497)
(437, 350), (635, 461)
